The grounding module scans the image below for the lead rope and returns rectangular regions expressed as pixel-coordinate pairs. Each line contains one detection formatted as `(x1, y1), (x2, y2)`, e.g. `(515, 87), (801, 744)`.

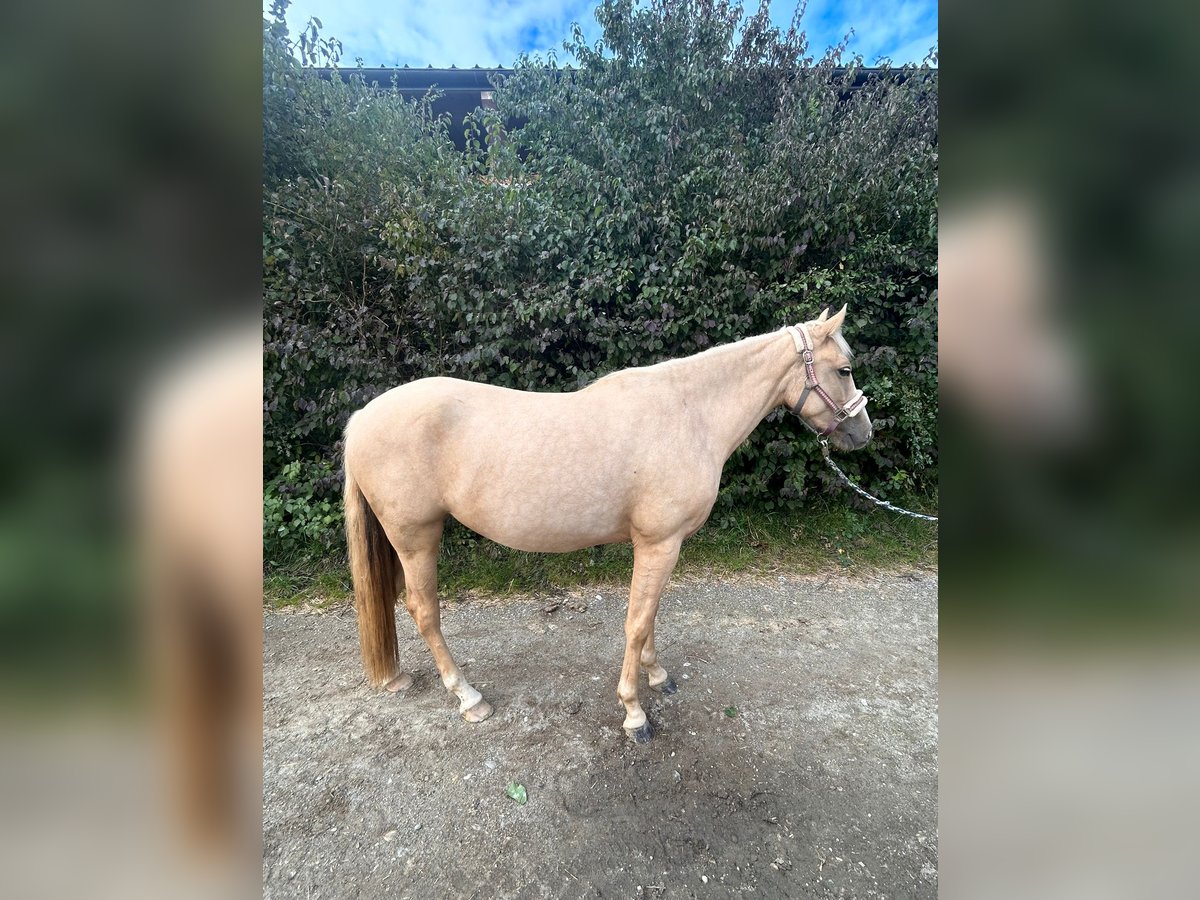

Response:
(819, 439), (939, 523)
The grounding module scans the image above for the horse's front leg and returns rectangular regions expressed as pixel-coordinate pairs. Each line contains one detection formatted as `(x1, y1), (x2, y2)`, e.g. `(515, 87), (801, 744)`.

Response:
(619, 538), (681, 743)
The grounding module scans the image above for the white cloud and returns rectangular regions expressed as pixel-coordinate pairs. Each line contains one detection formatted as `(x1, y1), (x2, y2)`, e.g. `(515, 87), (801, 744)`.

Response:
(266, 1), (936, 69)
(269, 0), (604, 67)
(774, 0), (937, 65)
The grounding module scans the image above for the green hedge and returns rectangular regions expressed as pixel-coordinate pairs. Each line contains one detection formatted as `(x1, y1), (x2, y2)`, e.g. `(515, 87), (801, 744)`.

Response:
(263, 0), (938, 566)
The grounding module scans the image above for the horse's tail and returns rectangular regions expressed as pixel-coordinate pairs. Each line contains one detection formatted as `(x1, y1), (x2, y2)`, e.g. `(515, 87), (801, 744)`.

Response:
(344, 459), (401, 689)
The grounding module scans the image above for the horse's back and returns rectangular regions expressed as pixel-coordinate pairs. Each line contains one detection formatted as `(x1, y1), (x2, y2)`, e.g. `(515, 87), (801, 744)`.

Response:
(348, 376), (498, 436)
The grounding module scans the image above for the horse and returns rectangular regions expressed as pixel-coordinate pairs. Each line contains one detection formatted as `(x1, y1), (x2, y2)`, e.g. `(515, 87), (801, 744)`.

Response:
(342, 304), (871, 743)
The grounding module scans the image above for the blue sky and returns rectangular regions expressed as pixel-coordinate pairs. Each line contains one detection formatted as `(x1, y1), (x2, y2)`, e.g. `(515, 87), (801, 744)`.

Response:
(269, 1), (937, 69)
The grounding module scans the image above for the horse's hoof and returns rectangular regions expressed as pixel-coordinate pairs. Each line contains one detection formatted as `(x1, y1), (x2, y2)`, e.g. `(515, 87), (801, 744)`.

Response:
(384, 673), (413, 693)
(651, 676), (678, 696)
(462, 699), (493, 723)
(626, 721), (655, 744)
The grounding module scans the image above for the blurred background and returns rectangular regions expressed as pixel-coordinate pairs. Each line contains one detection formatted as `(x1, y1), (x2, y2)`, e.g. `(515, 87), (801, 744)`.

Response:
(941, 0), (1200, 897)
(942, 0), (1200, 630)
(0, 0), (1197, 897)
(0, 0), (262, 897)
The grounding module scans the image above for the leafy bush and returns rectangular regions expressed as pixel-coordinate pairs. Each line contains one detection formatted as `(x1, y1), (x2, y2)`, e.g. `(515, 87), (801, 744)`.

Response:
(264, 460), (343, 564)
(263, 0), (938, 563)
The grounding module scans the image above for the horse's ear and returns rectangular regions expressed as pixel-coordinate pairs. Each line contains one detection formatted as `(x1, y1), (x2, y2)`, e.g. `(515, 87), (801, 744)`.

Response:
(814, 304), (848, 338)
(816, 308), (830, 323)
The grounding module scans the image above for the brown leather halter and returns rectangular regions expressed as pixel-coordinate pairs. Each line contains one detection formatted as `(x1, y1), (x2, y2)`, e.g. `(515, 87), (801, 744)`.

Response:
(784, 324), (868, 437)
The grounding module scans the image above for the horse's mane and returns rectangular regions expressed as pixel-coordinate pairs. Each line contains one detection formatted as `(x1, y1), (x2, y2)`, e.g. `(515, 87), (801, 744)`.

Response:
(583, 332), (777, 389)
(584, 326), (850, 389)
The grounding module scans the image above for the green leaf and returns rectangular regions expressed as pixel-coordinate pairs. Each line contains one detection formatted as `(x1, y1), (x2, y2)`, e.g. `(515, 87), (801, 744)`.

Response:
(504, 781), (528, 805)
(724, 706), (738, 718)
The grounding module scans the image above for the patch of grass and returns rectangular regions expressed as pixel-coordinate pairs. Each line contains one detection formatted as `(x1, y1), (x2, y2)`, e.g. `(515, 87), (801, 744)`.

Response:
(264, 568), (352, 610)
(263, 500), (937, 609)
(677, 501), (938, 575)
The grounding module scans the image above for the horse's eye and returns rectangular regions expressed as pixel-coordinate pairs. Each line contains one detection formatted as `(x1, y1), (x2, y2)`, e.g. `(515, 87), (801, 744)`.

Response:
(838, 367), (852, 377)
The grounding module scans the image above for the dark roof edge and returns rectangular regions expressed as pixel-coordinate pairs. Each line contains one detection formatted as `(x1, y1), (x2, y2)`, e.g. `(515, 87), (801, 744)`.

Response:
(313, 65), (930, 92)
(317, 67), (514, 90)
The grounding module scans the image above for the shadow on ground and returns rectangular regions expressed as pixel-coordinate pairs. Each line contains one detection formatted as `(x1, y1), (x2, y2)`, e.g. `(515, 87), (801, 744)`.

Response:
(264, 571), (937, 899)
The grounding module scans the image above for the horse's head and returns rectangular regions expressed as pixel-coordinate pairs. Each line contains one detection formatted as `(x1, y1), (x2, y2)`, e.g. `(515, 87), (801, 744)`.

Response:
(782, 305), (873, 451)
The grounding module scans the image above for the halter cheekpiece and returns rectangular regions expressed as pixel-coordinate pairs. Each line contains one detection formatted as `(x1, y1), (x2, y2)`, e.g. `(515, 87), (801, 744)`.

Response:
(783, 324), (868, 437)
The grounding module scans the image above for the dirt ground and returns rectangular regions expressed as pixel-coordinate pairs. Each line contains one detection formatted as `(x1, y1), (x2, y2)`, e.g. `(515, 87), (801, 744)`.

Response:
(263, 570), (937, 899)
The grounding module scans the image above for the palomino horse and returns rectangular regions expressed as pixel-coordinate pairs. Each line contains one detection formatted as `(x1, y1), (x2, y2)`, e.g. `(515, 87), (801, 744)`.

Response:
(343, 305), (871, 742)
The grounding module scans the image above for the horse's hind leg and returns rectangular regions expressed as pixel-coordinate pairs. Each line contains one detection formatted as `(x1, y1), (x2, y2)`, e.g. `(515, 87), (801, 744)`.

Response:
(618, 538), (682, 743)
(395, 523), (492, 723)
(382, 566), (413, 693)
(641, 626), (678, 696)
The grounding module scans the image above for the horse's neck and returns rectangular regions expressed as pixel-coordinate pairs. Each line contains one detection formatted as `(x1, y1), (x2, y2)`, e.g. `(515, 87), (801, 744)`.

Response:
(664, 332), (793, 463)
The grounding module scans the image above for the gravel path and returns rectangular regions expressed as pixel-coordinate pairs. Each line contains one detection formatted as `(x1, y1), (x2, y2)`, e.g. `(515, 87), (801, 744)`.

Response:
(264, 570), (937, 899)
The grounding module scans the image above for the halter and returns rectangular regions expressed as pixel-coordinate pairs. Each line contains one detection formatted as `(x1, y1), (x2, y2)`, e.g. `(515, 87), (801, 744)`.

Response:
(783, 324), (868, 437)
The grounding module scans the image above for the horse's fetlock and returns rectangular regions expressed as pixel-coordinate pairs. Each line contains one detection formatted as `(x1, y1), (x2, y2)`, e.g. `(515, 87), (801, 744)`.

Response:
(622, 707), (648, 731)
(457, 684), (483, 711)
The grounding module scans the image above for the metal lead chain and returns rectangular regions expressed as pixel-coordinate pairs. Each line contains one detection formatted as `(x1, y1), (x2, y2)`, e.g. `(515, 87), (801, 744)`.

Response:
(820, 441), (939, 523)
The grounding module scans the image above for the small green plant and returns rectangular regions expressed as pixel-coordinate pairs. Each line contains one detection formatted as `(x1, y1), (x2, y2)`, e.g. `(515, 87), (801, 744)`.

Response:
(505, 782), (528, 805)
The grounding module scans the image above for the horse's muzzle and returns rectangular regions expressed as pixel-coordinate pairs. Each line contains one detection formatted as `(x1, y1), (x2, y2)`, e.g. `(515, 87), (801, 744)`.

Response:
(830, 422), (872, 451)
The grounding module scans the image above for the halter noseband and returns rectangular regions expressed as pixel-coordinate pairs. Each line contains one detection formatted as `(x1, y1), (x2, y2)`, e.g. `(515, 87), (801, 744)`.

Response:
(784, 324), (868, 437)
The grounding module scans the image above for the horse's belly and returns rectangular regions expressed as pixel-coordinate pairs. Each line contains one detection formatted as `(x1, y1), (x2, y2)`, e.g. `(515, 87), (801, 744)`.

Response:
(447, 485), (628, 553)
(435, 409), (638, 551)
